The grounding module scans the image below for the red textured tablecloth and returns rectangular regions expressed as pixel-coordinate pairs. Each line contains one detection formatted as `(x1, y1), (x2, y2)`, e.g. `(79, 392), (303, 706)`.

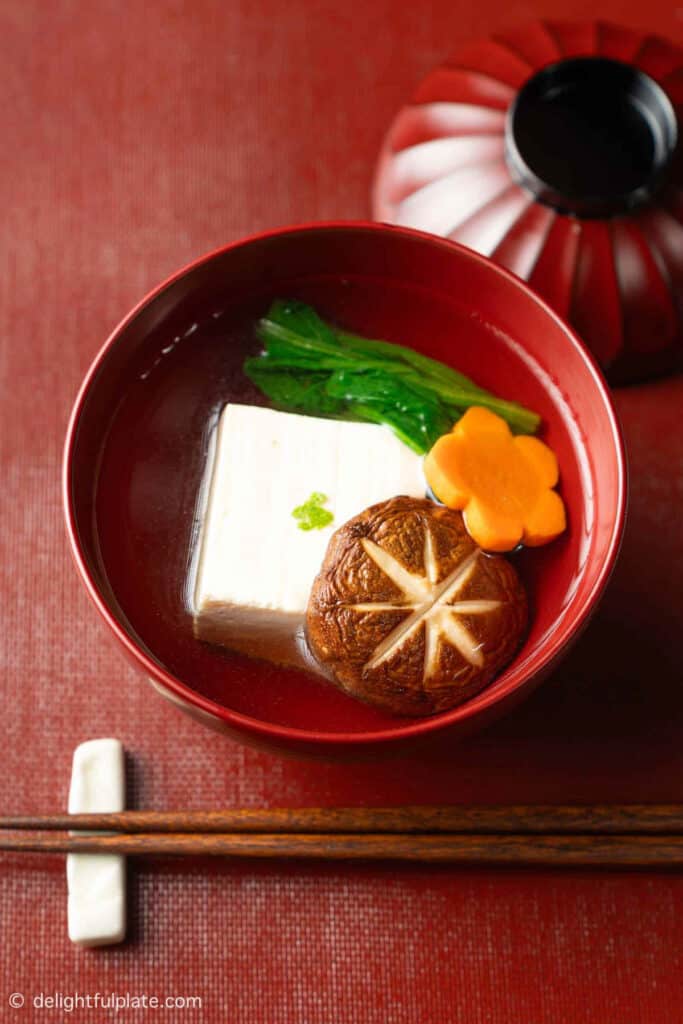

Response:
(2, 2), (683, 1021)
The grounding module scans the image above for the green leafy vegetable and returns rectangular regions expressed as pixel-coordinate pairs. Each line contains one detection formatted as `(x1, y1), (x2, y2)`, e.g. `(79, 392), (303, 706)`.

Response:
(244, 301), (540, 453)
(292, 492), (334, 531)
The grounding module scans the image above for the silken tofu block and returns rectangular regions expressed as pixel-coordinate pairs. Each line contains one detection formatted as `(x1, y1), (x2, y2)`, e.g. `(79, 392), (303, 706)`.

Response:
(67, 738), (126, 947)
(193, 403), (425, 666)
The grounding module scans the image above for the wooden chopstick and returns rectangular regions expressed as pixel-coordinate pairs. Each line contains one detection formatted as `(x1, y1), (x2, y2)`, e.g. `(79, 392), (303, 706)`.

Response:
(2, 830), (683, 866)
(2, 807), (683, 866)
(1, 805), (683, 835)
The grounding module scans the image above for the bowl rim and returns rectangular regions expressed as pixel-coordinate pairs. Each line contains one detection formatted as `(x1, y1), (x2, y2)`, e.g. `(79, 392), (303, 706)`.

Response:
(63, 219), (627, 748)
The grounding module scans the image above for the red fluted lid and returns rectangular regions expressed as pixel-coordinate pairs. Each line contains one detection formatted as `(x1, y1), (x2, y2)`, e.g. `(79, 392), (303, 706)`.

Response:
(373, 20), (683, 383)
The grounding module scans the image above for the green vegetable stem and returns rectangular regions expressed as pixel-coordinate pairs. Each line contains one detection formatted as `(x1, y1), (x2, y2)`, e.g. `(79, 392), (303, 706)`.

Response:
(244, 301), (540, 454)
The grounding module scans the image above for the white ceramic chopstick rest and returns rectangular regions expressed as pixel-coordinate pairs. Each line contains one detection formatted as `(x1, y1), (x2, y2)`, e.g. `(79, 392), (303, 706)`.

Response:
(67, 738), (126, 946)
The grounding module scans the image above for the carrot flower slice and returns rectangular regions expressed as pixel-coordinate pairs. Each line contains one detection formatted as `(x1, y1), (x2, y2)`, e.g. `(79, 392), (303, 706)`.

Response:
(423, 407), (566, 552)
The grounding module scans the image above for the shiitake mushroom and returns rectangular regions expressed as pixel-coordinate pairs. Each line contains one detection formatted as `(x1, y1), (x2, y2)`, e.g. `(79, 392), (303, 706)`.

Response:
(305, 496), (527, 716)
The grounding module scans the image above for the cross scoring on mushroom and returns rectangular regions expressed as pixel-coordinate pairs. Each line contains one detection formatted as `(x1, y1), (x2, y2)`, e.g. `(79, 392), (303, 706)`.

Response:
(350, 530), (501, 679)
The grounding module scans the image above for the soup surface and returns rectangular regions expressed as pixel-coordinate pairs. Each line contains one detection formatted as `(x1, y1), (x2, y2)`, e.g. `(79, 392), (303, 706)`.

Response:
(94, 275), (585, 732)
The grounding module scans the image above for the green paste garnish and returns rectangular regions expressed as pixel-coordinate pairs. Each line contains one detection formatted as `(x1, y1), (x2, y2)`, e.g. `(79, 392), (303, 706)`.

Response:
(292, 492), (334, 531)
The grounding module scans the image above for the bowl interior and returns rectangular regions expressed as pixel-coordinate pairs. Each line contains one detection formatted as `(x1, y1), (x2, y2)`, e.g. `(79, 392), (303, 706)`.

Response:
(67, 225), (623, 739)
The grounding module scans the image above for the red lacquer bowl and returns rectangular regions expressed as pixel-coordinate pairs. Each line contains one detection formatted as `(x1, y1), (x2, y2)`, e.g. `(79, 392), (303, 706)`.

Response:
(373, 20), (683, 384)
(63, 223), (626, 757)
